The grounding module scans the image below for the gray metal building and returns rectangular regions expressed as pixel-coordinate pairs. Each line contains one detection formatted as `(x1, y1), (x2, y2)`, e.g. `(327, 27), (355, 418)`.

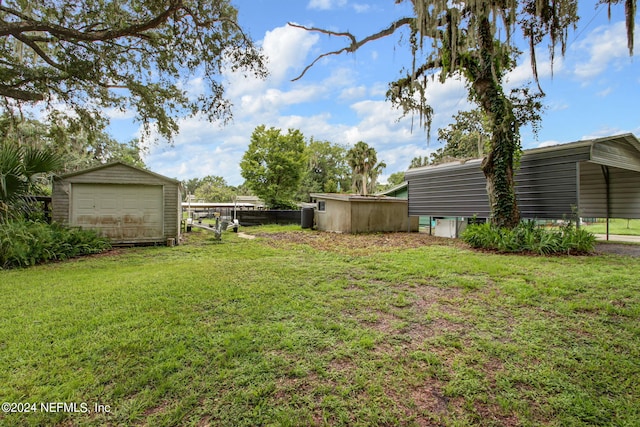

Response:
(405, 133), (640, 222)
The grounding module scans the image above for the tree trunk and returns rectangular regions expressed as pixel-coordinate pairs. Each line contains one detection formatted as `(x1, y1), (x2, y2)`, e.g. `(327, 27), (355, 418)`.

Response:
(474, 16), (520, 228)
(361, 173), (368, 196)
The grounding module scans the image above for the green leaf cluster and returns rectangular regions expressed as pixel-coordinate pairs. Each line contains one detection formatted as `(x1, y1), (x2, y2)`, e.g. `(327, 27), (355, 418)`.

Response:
(0, 220), (111, 269)
(192, 175), (235, 203)
(0, 0), (267, 141)
(0, 143), (61, 219)
(297, 138), (351, 199)
(0, 113), (145, 174)
(346, 141), (386, 196)
(240, 126), (307, 209)
(462, 220), (596, 255)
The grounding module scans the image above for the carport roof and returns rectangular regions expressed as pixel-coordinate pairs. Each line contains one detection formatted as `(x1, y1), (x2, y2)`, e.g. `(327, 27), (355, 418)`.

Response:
(405, 133), (640, 177)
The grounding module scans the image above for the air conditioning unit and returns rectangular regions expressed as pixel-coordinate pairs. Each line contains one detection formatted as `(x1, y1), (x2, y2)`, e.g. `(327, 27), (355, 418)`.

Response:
(434, 217), (468, 238)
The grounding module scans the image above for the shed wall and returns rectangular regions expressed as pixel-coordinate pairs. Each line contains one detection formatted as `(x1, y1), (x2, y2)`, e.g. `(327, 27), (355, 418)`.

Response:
(350, 200), (418, 233)
(315, 199), (351, 232)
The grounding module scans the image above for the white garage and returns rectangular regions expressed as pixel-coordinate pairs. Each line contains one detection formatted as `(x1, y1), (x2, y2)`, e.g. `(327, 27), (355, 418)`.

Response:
(53, 162), (181, 245)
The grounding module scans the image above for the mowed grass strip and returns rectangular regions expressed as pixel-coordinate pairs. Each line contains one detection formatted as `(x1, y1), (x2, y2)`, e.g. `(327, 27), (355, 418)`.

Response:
(0, 226), (638, 426)
(583, 218), (640, 236)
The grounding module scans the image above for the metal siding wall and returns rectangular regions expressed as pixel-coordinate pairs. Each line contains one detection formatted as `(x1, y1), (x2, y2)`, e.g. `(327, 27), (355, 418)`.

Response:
(163, 184), (180, 239)
(580, 162), (640, 219)
(516, 161), (578, 219)
(407, 145), (590, 219)
(407, 161), (490, 217)
(579, 162), (607, 217)
(610, 167), (640, 218)
(51, 179), (70, 224)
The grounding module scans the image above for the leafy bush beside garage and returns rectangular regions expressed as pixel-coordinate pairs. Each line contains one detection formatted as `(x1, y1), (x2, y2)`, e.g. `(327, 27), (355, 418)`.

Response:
(462, 220), (596, 255)
(0, 220), (111, 269)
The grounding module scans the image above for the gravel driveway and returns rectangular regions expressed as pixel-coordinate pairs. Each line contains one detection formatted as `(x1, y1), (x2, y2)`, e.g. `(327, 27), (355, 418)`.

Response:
(595, 243), (640, 257)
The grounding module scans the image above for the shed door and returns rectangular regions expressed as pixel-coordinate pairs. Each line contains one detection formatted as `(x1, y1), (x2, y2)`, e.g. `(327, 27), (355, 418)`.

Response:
(71, 184), (163, 240)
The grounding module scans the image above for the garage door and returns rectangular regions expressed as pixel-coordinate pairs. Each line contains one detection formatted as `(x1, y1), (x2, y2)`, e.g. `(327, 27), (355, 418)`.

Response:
(71, 184), (163, 241)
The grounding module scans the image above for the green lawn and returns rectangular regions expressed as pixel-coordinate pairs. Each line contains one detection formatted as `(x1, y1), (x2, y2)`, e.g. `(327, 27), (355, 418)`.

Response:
(583, 218), (640, 236)
(1, 226), (639, 426)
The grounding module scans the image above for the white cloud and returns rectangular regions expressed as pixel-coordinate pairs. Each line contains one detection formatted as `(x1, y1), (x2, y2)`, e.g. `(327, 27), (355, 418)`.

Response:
(307, 0), (347, 10)
(504, 52), (563, 90)
(547, 101), (569, 112)
(339, 85), (368, 100)
(580, 127), (628, 140)
(352, 4), (370, 13)
(572, 21), (639, 80)
(262, 25), (320, 83)
(103, 107), (136, 120)
(596, 87), (613, 97)
(225, 24), (320, 99)
(177, 76), (206, 100)
(536, 140), (563, 148)
(378, 144), (435, 176)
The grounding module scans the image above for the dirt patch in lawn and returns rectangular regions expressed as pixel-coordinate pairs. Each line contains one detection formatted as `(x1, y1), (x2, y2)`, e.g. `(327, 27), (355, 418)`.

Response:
(254, 231), (467, 254)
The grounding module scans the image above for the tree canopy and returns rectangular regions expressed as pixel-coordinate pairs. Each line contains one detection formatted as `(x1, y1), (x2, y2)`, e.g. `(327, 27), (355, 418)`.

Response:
(297, 139), (351, 200)
(0, 113), (145, 172)
(431, 108), (491, 164)
(240, 125), (307, 209)
(193, 175), (234, 203)
(346, 141), (386, 196)
(0, 0), (267, 141)
(290, 1), (636, 227)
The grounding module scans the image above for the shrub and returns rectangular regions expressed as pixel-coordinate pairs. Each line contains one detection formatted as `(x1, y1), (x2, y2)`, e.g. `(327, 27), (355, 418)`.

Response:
(0, 220), (111, 269)
(462, 221), (595, 255)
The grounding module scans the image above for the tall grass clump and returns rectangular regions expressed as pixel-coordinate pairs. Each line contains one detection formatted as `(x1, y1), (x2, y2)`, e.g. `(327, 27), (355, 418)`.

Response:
(462, 220), (596, 255)
(0, 220), (111, 269)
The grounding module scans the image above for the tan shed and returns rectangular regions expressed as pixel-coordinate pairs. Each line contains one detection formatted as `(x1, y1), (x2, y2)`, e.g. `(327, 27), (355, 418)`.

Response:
(311, 193), (419, 233)
(52, 162), (181, 245)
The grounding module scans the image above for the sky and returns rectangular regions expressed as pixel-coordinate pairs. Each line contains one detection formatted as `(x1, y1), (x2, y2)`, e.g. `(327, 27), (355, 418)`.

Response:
(105, 0), (640, 186)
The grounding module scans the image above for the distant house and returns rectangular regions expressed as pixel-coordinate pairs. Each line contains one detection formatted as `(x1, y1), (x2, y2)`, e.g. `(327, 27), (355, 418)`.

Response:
(377, 182), (408, 199)
(405, 133), (640, 236)
(310, 193), (418, 233)
(52, 162), (182, 245)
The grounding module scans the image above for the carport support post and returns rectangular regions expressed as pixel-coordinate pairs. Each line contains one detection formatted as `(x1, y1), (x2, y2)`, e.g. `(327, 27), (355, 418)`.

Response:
(576, 162), (580, 230)
(601, 165), (610, 241)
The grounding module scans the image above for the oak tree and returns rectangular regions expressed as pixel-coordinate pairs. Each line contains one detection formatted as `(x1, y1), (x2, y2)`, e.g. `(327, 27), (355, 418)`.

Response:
(290, 0), (635, 228)
(0, 0), (267, 141)
(240, 125), (306, 209)
(297, 138), (351, 200)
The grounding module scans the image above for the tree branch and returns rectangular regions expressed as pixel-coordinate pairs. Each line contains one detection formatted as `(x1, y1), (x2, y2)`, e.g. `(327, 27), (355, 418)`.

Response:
(288, 17), (414, 81)
(0, 86), (45, 102)
(0, 1), (182, 41)
(12, 33), (66, 71)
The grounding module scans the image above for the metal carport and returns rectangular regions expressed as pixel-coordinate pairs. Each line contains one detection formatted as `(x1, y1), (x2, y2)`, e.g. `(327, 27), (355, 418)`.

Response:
(405, 133), (640, 235)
